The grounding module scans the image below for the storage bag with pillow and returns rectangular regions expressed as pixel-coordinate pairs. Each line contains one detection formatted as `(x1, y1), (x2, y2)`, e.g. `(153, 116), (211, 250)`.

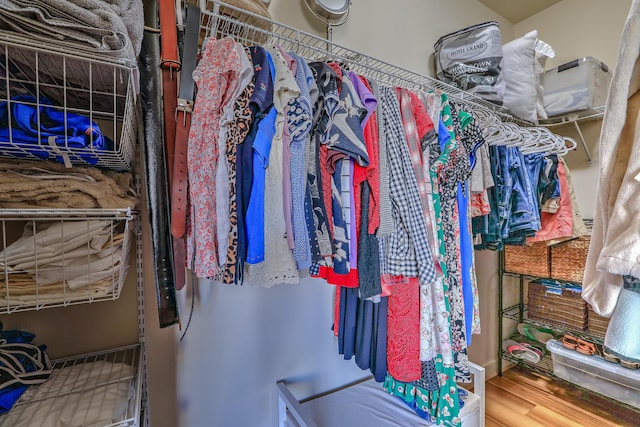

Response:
(434, 21), (506, 104)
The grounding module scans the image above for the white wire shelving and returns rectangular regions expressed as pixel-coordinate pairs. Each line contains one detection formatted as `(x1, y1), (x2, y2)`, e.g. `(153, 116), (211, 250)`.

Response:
(0, 208), (134, 314)
(0, 33), (137, 171)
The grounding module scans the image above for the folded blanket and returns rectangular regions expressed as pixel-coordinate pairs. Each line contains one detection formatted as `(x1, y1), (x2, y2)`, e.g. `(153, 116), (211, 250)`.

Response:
(0, 0), (143, 61)
(0, 159), (136, 209)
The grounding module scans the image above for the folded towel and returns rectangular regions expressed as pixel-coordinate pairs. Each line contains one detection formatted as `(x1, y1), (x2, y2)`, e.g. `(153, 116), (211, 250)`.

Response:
(0, 0), (143, 61)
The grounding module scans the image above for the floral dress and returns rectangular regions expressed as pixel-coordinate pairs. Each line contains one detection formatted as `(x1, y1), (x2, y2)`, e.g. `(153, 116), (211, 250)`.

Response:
(187, 37), (242, 278)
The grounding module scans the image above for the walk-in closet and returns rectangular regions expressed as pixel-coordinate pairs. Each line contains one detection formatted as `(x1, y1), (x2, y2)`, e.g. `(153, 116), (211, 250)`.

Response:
(0, 0), (637, 426)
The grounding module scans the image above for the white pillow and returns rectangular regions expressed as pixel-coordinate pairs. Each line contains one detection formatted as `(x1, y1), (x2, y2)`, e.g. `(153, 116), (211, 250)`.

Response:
(502, 30), (539, 123)
(534, 39), (555, 120)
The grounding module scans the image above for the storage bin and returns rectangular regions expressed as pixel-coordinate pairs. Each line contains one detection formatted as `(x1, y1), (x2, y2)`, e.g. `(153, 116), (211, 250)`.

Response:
(504, 243), (550, 277)
(527, 281), (587, 330)
(546, 339), (640, 409)
(543, 57), (611, 117)
(550, 236), (590, 283)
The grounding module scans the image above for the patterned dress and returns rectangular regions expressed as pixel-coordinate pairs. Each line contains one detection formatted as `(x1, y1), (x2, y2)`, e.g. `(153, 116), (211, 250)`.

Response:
(221, 80), (255, 285)
(187, 37), (241, 278)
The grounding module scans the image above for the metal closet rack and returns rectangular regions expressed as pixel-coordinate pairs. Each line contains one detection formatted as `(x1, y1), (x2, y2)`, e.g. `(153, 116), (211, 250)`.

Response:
(200, 0), (528, 127)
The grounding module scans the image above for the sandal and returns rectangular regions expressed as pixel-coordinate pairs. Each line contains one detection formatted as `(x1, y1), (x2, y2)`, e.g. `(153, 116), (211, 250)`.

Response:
(562, 334), (580, 350)
(502, 339), (541, 364)
(563, 335), (597, 355)
(620, 359), (640, 369)
(518, 323), (555, 344)
(575, 340), (597, 356)
(521, 342), (544, 358)
(604, 346), (640, 369)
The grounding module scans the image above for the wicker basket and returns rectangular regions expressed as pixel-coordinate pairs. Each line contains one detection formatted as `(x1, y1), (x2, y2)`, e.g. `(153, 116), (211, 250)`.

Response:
(504, 243), (551, 277)
(587, 304), (611, 338)
(527, 281), (587, 330)
(550, 236), (590, 283)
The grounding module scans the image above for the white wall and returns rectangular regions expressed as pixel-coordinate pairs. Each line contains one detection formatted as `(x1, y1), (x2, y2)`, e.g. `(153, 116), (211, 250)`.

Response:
(176, 1), (514, 427)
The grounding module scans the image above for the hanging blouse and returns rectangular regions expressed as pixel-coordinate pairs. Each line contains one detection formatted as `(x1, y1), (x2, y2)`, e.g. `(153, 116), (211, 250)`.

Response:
(548, 159), (588, 243)
(236, 46), (274, 269)
(330, 70), (368, 276)
(357, 78), (383, 299)
(396, 87), (441, 275)
(288, 52), (316, 270)
(453, 102), (484, 338)
(377, 87), (437, 285)
(277, 47), (298, 254)
(245, 107), (277, 264)
(187, 37), (242, 278)
(357, 75), (381, 236)
(220, 79), (255, 284)
(307, 62), (338, 262)
(216, 43), (254, 268)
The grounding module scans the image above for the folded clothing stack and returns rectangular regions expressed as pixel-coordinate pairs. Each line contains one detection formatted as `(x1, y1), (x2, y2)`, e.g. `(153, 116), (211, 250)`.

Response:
(0, 0), (143, 62)
(0, 158), (136, 209)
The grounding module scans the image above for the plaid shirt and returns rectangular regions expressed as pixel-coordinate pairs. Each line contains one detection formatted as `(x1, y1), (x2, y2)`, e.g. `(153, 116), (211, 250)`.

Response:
(379, 87), (437, 285)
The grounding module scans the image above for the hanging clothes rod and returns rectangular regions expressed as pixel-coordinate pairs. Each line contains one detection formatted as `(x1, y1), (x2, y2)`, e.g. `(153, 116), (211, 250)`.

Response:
(199, 0), (529, 127)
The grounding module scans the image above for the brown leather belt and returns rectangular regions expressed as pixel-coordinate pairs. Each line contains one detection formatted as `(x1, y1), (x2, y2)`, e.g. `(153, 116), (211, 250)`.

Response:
(159, 0), (188, 293)
(170, 4), (200, 291)
(171, 101), (191, 240)
(159, 0), (180, 187)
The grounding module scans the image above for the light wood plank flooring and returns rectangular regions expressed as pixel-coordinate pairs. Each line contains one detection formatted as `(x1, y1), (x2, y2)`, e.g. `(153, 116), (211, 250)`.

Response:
(485, 367), (639, 426)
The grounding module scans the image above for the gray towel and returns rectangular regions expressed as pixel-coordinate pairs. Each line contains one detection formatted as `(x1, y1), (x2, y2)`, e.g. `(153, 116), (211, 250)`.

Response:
(0, 0), (143, 60)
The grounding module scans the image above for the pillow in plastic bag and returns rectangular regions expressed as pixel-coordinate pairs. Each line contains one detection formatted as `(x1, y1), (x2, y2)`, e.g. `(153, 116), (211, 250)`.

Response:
(434, 21), (506, 104)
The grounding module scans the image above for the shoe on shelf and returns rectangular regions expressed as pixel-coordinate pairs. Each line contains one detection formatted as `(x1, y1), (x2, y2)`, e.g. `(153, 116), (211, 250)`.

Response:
(518, 323), (555, 344)
(562, 334), (597, 356)
(603, 346), (640, 369)
(502, 339), (541, 364)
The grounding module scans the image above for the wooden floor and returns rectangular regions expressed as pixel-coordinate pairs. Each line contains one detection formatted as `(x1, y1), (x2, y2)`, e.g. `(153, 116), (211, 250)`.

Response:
(485, 367), (640, 427)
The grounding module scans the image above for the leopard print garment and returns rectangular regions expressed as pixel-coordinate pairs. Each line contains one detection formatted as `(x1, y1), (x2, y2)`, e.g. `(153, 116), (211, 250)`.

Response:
(220, 81), (254, 284)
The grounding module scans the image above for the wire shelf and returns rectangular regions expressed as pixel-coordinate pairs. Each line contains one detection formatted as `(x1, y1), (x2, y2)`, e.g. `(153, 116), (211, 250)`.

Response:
(502, 352), (554, 375)
(0, 34), (137, 171)
(0, 344), (142, 427)
(199, 0), (529, 126)
(0, 208), (134, 313)
(539, 106), (605, 127)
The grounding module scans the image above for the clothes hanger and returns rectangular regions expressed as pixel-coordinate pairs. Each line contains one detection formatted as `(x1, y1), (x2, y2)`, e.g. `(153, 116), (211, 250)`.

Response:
(491, 122), (523, 147)
(555, 136), (577, 156)
(520, 127), (555, 154)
